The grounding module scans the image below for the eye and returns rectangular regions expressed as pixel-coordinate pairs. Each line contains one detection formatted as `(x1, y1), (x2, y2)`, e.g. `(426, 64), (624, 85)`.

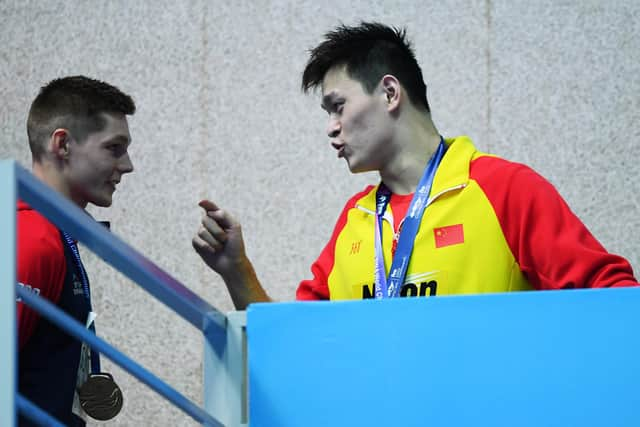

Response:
(333, 100), (344, 114)
(106, 144), (126, 156)
(322, 98), (345, 115)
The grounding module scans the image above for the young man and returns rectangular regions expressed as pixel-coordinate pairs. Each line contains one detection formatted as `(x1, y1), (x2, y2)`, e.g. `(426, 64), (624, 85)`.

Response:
(192, 22), (637, 309)
(17, 76), (135, 426)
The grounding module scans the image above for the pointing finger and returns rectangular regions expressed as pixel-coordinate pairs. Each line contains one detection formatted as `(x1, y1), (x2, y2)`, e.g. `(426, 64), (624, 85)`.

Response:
(199, 199), (219, 212)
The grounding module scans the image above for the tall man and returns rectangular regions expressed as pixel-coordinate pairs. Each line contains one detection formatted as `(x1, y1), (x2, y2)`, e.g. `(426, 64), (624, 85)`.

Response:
(17, 76), (135, 425)
(193, 22), (637, 309)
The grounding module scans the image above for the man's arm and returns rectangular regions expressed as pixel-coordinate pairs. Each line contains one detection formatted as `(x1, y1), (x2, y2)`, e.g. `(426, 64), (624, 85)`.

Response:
(192, 199), (271, 310)
(471, 158), (638, 289)
(17, 210), (67, 349)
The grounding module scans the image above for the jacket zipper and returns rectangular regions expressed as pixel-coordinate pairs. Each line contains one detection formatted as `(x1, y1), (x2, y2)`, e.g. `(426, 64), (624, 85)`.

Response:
(356, 183), (467, 241)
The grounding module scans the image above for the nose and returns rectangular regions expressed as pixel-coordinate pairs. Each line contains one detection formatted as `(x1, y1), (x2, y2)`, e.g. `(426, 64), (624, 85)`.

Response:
(119, 152), (134, 174)
(326, 115), (341, 138)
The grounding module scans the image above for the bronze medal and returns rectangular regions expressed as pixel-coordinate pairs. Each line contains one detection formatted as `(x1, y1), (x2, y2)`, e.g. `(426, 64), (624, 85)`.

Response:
(78, 373), (123, 420)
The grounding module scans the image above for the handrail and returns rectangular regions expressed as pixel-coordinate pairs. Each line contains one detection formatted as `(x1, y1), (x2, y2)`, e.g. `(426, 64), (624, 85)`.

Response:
(16, 286), (224, 427)
(3, 160), (229, 426)
(15, 164), (226, 333)
(16, 394), (66, 427)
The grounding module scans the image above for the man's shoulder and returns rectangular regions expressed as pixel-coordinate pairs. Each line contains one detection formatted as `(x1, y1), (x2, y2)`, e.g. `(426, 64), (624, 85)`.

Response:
(17, 201), (64, 259)
(469, 155), (565, 213)
(470, 155), (545, 186)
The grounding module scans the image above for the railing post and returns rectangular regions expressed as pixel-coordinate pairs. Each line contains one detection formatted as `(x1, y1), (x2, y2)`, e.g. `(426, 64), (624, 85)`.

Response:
(204, 310), (248, 427)
(0, 160), (17, 427)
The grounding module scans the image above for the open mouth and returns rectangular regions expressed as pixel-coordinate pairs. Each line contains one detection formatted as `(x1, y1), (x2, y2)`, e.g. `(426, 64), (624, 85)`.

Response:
(332, 142), (346, 158)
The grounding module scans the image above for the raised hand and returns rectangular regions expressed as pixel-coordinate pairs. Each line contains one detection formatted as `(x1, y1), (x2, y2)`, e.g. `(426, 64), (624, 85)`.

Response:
(192, 199), (270, 309)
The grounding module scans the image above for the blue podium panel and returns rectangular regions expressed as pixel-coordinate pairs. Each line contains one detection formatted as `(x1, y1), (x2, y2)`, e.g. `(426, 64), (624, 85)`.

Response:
(247, 288), (640, 427)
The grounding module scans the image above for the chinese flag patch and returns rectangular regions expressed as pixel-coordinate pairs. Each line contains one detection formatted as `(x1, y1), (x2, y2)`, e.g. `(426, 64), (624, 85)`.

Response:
(434, 224), (464, 248)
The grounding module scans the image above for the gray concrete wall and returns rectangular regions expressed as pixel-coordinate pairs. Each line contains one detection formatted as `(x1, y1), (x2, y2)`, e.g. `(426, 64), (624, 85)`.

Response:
(1, 1), (638, 425)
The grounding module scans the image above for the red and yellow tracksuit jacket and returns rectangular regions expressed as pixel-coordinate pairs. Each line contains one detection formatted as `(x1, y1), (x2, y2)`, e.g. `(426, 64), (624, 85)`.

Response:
(297, 136), (637, 300)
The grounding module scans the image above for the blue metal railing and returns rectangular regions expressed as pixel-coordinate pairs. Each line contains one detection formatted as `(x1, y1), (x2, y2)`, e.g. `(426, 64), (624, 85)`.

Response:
(16, 394), (66, 427)
(15, 164), (225, 332)
(0, 161), (16, 427)
(2, 160), (227, 426)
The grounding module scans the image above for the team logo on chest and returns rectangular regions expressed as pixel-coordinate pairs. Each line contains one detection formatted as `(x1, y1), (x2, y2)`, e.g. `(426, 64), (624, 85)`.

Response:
(72, 273), (84, 296)
(349, 240), (363, 255)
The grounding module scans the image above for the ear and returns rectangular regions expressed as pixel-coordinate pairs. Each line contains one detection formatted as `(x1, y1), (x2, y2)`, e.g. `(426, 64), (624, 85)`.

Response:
(50, 129), (71, 159)
(381, 75), (401, 112)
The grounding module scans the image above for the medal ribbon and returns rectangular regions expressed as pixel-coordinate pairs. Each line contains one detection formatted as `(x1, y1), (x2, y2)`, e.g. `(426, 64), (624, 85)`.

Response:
(62, 231), (101, 373)
(373, 137), (447, 298)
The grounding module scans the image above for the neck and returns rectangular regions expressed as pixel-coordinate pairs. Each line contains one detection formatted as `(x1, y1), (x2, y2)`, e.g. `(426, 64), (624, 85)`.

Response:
(32, 160), (87, 209)
(379, 111), (441, 195)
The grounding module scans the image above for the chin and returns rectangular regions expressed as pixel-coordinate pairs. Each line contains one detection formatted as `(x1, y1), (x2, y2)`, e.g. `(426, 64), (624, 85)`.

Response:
(91, 195), (113, 208)
(345, 158), (359, 173)
(346, 159), (373, 174)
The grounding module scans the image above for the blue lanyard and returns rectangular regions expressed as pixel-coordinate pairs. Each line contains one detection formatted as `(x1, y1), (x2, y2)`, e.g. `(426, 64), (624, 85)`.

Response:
(373, 138), (447, 299)
(62, 231), (101, 373)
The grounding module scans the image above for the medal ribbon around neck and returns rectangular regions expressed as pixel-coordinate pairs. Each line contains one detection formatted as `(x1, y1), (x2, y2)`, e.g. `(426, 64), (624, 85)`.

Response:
(63, 230), (124, 421)
(373, 137), (447, 299)
(62, 231), (101, 373)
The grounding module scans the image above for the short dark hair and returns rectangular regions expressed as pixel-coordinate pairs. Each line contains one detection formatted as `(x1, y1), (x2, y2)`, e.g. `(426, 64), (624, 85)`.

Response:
(27, 75), (136, 161)
(302, 22), (430, 112)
